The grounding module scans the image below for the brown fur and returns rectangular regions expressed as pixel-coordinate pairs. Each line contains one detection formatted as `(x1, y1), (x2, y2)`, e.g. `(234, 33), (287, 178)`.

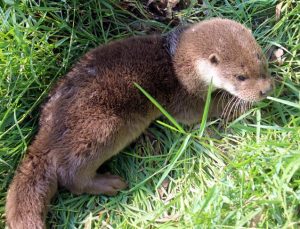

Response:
(5, 18), (273, 228)
(173, 19), (273, 102)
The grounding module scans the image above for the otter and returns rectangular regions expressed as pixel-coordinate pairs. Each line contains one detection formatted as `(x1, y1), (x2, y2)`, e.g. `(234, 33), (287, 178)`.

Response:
(6, 18), (273, 228)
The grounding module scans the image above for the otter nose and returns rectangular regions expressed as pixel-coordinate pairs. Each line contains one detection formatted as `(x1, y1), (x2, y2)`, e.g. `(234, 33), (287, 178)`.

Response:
(260, 86), (273, 97)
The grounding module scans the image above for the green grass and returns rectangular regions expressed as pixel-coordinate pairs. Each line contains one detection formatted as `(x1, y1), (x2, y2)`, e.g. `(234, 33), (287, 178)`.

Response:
(0, 0), (299, 228)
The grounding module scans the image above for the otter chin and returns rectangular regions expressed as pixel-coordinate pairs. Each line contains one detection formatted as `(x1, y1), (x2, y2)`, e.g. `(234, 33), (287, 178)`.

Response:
(6, 18), (273, 229)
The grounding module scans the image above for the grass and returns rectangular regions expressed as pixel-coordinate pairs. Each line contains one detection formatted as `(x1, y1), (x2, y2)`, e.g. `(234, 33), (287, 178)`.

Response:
(0, 0), (299, 228)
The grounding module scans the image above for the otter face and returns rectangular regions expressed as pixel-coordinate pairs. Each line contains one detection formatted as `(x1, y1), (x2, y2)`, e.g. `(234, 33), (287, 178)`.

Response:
(196, 51), (273, 102)
(173, 18), (275, 102)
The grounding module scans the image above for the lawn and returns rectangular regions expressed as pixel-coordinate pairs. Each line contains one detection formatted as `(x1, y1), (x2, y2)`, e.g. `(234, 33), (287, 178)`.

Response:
(0, 0), (299, 228)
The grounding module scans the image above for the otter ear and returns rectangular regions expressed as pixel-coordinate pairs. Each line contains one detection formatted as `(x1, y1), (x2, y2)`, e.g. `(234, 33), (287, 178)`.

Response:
(209, 53), (220, 65)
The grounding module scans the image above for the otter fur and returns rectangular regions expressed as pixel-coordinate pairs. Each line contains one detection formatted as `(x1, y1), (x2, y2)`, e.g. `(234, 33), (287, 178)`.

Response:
(6, 18), (273, 228)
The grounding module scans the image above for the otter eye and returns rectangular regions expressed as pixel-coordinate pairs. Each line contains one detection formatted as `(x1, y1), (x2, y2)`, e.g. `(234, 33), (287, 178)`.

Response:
(237, 75), (248, 81)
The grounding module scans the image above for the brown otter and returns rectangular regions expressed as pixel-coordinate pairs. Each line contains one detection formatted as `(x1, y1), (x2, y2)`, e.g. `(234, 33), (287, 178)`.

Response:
(5, 18), (273, 228)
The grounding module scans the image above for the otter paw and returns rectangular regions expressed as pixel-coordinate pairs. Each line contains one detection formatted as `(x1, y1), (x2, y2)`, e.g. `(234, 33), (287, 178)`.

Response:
(88, 174), (128, 196)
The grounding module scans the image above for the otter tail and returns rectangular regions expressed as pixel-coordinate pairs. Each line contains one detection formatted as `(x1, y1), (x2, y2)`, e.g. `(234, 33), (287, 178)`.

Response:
(6, 145), (57, 229)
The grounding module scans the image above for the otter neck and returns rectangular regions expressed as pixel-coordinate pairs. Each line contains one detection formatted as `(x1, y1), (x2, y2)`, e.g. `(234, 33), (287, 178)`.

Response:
(165, 26), (210, 98)
(163, 25), (189, 57)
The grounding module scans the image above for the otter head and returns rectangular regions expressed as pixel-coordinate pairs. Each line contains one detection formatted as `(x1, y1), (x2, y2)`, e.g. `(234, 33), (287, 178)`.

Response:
(171, 18), (273, 102)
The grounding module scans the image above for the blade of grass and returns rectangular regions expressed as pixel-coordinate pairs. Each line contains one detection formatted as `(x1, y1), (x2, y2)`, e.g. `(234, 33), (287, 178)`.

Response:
(267, 96), (300, 109)
(155, 134), (191, 189)
(199, 81), (213, 137)
(134, 82), (185, 133)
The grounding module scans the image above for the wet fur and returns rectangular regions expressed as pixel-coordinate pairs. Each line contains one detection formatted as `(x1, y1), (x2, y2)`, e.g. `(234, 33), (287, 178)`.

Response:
(6, 18), (272, 228)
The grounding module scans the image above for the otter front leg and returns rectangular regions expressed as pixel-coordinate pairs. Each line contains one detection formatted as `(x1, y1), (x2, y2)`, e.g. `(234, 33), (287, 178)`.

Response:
(170, 97), (205, 125)
(170, 90), (244, 125)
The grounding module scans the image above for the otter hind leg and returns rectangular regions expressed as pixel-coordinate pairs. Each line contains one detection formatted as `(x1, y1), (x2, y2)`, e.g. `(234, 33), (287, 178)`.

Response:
(57, 141), (129, 196)
(83, 173), (127, 196)
(61, 168), (128, 196)
(57, 114), (151, 196)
